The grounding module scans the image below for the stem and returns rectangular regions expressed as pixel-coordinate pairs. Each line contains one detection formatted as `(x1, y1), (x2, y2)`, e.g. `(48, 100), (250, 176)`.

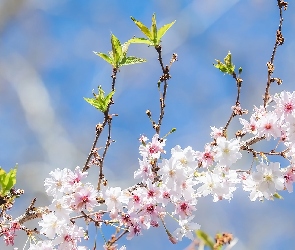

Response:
(263, 0), (285, 108)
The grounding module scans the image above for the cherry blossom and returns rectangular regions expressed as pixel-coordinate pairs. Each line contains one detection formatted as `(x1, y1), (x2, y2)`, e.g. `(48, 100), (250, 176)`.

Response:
(104, 187), (129, 212)
(195, 144), (215, 168)
(251, 162), (284, 200)
(139, 134), (166, 159)
(210, 126), (223, 139)
(39, 213), (66, 239)
(256, 112), (281, 141)
(214, 137), (242, 166)
(173, 216), (200, 241)
(274, 91), (295, 118)
(73, 183), (98, 211)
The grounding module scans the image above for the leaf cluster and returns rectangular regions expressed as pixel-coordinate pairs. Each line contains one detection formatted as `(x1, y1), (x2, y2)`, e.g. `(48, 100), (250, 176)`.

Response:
(0, 166), (17, 197)
(86, 13), (176, 112)
(84, 86), (114, 113)
(94, 35), (146, 68)
(213, 51), (235, 75)
(129, 13), (176, 46)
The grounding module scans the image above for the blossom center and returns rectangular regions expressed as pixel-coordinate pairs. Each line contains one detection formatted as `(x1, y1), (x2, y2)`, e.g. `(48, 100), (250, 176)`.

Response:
(149, 145), (159, 154)
(265, 123), (272, 130)
(284, 103), (293, 113)
(264, 175), (273, 182)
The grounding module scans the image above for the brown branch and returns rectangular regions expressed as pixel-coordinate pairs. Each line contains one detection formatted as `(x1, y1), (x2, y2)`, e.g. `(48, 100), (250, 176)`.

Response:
(82, 68), (118, 174)
(223, 71), (245, 135)
(106, 229), (129, 248)
(154, 45), (176, 135)
(15, 198), (49, 225)
(240, 135), (266, 149)
(83, 121), (106, 172)
(97, 117), (113, 191)
(263, 0), (287, 108)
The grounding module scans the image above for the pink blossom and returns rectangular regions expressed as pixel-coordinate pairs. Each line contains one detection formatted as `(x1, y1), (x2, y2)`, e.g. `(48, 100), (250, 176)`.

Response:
(174, 199), (197, 219)
(257, 112), (281, 140)
(53, 225), (84, 250)
(68, 166), (88, 185)
(274, 91), (295, 118)
(134, 158), (154, 182)
(139, 134), (166, 159)
(73, 183), (98, 211)
(239, 116), (258, 135)
(210, 126), (223, 139)
(195, 144), (215, 168)
(2, 228), (16, 246)
(126, 221), (143, 240)
(283, 166), (295, 193)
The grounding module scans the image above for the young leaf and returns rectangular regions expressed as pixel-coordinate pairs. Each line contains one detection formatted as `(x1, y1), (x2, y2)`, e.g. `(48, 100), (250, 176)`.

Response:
(128, 37), (153, 46)
(0, 167), (17, 196)
(111, 34), (123, 67)
(121, 42), (130, 57)
(84, 86), (115, 113)
(84, 98), (103, 112)
(213, 51), (235, 75)
(224, 52), (232, 66)
(131, 14), (176, 46)
(119, 56), (146, 67)
(103, 90), (115, 111)
(157, 20), (176, 41)
(131, 16), (152, 40)
(151, 13), (157, 44)
(93, 51), (114, 65)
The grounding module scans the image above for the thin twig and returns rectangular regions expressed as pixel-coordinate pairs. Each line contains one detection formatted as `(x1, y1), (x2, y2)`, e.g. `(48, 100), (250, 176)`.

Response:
(223, 71), (244, 134)
(82, 68), (118, 185)
(155, 45), (174, 134)
(263, 0), (286, 108)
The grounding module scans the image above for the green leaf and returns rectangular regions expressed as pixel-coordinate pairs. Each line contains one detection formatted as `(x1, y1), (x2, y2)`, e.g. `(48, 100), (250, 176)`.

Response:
(196, 230), (215, 249)
(93, 51), (113, 65)
(131, 16), (152, 40)
(157, 20), (176, 41)
(131, 14), (175, 46)
(111, 34), (123, 67)
(84, 98), (103, 112)
(224, 52), (232, 66)
(104, 90), (115, 110)
(151, 13), (157, 44)
(128, 37), (153, 46)
(0, 166), (17, 196)
(121, 42), (130, 57)
(119, 56), (146, 67)
(0, 168), (5, 177)
(213, 51), (235, 75)
(84, 86), (115, 113)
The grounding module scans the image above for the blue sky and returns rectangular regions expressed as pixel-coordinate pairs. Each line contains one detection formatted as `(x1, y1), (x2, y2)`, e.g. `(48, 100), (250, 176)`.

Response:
(0, 0), (295, 249)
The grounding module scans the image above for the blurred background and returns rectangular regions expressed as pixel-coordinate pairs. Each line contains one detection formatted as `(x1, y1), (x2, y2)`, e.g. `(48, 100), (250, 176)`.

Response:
(0, 0), (295, 249)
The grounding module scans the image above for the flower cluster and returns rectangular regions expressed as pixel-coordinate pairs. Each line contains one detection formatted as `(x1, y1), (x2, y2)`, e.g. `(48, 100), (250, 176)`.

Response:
(3, 91), (295, 250)
(28, 167), (96, 250)
(22, 90), (295, 249)
(239, 91), (295, 199)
